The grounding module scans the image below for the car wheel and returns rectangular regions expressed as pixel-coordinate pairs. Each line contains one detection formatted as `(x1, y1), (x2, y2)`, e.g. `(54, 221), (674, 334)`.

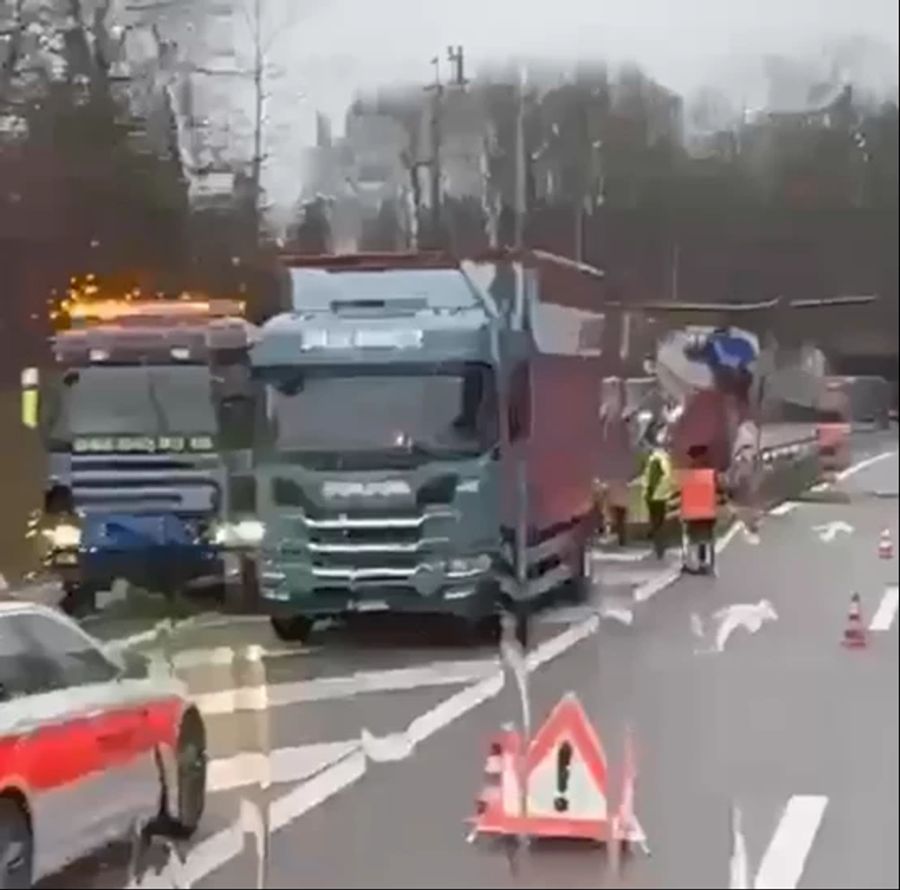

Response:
(270, 615), (313, 643)
(0, 797), (33, 889)
(160, 711), (207, 839)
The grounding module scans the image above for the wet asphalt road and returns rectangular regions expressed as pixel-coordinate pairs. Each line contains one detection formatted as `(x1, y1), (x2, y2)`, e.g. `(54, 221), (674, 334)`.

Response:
(37, 432), (898, 889)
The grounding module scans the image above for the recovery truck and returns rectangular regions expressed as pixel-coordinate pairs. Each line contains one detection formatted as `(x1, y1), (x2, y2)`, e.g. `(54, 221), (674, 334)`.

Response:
(237, 250), (611, 642)
(24, 297), (258, 614)
(644, 295), (881, 472)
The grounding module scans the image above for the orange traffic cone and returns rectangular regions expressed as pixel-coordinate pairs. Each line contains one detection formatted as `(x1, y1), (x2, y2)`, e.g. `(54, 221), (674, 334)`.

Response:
(842, 593), (867, 649)
(878, 529), (893, 560)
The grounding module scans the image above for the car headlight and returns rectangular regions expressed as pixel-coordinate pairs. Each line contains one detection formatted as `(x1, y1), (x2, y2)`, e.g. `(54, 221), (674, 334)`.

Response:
(43, 523), (82, 549)
(213, 519), (266, 546)
(447, 554), (492, 578)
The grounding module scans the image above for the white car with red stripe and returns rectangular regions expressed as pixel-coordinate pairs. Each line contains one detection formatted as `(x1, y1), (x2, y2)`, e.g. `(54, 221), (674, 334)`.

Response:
(0, 602), (207, 887)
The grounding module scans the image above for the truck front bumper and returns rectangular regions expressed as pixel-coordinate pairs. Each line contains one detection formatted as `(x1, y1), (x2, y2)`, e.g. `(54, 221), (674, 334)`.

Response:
(258, 571), (499, 622)
(48, 545), (224, 594)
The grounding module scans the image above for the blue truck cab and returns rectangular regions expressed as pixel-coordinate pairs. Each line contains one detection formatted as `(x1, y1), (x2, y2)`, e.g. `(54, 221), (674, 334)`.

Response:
(31, 298), (257, 614)
(237, 250), (612, 643)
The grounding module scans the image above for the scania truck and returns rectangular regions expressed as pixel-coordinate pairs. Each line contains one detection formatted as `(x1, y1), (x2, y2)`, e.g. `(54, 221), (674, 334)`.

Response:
(239, 250), (611, 642)
(25, 297), (258, 614)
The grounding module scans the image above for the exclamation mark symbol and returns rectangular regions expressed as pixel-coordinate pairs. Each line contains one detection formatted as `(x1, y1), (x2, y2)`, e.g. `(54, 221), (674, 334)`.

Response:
(554, 741), (572, 812)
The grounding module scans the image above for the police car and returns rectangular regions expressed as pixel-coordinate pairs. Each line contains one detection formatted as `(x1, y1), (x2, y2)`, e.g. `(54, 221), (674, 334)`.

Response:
(0, 602), (206, 887)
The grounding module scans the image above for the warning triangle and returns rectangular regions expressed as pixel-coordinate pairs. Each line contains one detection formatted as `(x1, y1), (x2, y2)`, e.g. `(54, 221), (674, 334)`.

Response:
(524, 693), (609, 832)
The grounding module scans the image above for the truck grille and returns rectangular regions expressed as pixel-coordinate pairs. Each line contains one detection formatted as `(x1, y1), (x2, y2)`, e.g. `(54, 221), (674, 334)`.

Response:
(276, 508), (456, 579)
(70, 452), (221, 515)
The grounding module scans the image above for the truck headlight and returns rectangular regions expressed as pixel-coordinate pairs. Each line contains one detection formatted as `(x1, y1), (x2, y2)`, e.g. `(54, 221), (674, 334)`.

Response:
(43, 523), (82, 549)
(447, 554), (492, 578)
(213, 519), (266, 546)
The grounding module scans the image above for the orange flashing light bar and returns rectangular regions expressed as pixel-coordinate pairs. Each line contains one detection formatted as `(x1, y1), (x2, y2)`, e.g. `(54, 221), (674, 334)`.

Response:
(68, 298), (246, 327)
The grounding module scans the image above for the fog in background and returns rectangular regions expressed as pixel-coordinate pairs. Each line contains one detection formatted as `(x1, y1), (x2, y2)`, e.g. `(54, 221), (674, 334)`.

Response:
(259, 0), (899, 218)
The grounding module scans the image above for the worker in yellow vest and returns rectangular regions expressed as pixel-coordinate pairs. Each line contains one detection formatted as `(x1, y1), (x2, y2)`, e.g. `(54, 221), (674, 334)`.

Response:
(679, 444), (719, 574)
(642, 428), (673, 559)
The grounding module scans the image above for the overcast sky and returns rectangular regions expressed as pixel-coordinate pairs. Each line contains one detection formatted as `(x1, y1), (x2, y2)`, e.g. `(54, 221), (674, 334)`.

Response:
(256, 0), (899, 222)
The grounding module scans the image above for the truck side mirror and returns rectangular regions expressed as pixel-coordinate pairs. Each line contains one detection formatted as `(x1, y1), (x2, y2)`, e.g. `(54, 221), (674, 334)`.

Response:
(21, 367), (39, 429)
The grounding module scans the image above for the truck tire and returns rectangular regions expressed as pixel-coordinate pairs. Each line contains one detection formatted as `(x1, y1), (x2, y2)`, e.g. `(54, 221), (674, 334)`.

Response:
(270, 615), (313, 643)
(562, 535), (593, 604)
(460, 613), (501, 645)
(0, 796), (33, 888)
(59, 583), (96, 617)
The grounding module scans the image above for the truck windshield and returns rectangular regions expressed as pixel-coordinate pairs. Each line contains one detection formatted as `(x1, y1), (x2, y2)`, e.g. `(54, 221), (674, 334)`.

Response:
(258, 363), (497, 462)
(46, 365), (218, 442)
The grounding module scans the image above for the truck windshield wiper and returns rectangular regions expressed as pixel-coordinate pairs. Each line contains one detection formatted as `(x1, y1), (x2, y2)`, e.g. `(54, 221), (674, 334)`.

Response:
(146, 370), (169, 435)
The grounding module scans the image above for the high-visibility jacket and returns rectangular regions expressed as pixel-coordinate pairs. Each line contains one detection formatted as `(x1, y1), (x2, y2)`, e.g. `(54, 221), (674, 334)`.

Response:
(642, 448), (673, 503)
(679, 468), (717, 521)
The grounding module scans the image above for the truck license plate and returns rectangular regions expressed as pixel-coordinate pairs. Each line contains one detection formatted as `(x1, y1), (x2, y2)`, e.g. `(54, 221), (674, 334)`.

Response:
(355, 600), (389, 613)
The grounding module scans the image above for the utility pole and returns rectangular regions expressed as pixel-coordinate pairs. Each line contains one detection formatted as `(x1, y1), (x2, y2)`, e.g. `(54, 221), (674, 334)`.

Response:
(249, 0), (264, 238)
(513, 62), (527, 249)
(421, 46), (467, 249)
(424, 56), (444, 246)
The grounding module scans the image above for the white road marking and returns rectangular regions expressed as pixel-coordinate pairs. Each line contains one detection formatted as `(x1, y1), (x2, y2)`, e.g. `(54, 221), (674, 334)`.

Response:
(870, 586), (899, 632)
(813, 520), (854, 543)
(591, 548), (652, 563)
(269, 749), (367, 832)
(167, 645), (312, 671)
(193, 659), (498, 715)
(710, 600), (778, 653)
(634, 565), (681, 602)
(769, 501), (797, 516)
(207, 740), (358, 792)
(715, 522), (742, 554)
(836, 448), (898, 482)
(598, 600), (635, 625)
(729, 804), (750, 889)
(753, 795), (828, 889)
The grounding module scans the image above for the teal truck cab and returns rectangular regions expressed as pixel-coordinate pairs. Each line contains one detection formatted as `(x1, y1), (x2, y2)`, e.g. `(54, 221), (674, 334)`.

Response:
(242, 251), (609, 642)
(28, 298), (257, 614)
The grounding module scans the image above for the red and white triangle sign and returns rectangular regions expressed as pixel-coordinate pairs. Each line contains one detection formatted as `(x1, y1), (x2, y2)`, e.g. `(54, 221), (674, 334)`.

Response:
(522, 692), (610, 837)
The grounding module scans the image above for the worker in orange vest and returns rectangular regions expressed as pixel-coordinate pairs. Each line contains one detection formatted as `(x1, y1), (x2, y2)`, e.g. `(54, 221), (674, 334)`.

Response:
(679, 444), (718, 575)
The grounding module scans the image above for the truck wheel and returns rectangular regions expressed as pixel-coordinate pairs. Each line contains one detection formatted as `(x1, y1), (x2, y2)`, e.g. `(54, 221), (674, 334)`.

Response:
(59, 583), (96, 617)
(0, 796), (33, 888)
(562, 537), (593, 604)
(460, 613), (501, 645)
(270, 615), (314, 643)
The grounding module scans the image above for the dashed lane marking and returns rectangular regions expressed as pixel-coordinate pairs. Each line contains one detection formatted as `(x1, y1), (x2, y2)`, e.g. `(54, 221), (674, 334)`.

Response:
(870, 586), (899, 632)
(753, 795), (828, 889)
